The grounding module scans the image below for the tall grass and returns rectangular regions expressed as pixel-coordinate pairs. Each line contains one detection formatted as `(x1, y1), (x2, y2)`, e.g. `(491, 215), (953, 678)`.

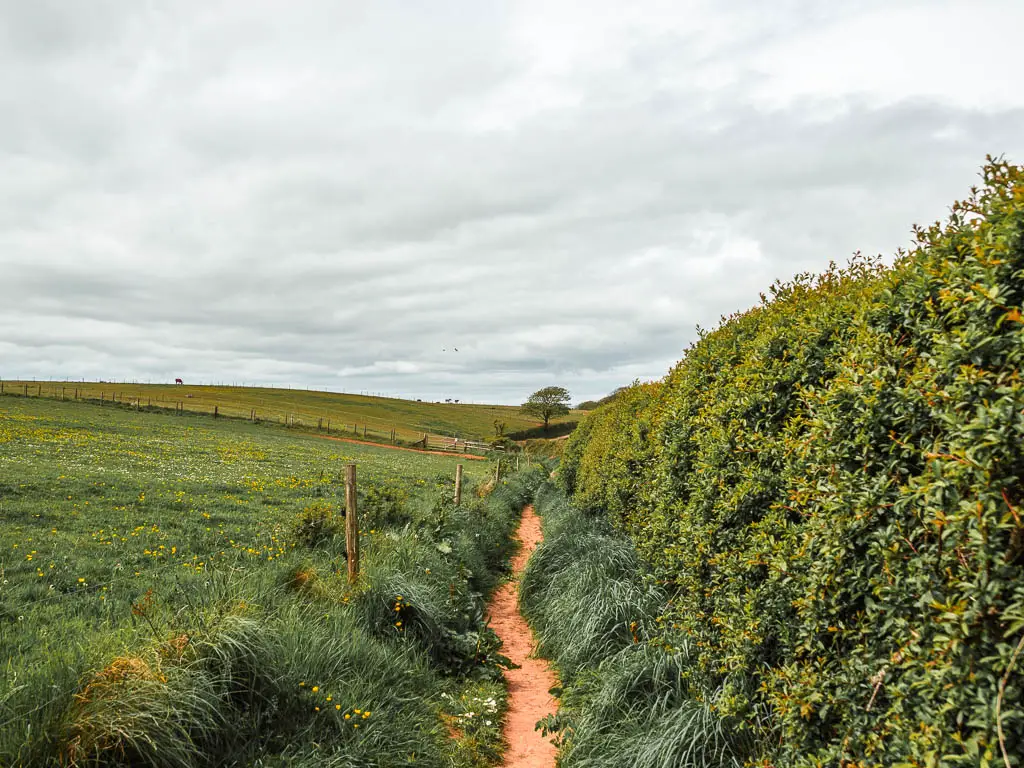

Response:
(11, 584), (450, 767)
(522, 482), (750, 768)
(1, 466), (547, 767)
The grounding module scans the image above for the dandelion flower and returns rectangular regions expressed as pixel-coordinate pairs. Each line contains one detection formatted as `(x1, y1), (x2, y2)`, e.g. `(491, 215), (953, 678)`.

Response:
(312, 686), (319, 692)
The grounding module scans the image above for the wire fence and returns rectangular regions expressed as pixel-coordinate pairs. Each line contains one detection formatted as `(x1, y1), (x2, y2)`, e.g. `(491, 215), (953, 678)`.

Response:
(0, 381), (496, 456)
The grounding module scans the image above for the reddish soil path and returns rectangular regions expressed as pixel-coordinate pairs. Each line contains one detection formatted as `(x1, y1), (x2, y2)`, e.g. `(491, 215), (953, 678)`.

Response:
(312, 433), (488, 460)
(488, 505), (559, 768)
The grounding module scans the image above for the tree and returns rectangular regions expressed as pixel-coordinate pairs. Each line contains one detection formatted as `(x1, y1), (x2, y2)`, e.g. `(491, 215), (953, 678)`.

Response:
(521, 386), (571, 430)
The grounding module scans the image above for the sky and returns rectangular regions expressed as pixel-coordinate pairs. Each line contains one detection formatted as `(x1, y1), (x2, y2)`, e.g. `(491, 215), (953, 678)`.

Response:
(1, 1), (1022, 405)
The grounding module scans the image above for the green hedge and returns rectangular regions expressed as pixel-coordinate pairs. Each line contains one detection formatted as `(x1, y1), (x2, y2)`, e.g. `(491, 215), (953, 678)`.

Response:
(561, 381), (661, 523)
(562, 159), (1024, 767)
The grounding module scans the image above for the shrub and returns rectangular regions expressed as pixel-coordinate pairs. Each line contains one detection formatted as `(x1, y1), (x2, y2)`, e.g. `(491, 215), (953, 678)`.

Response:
(292, 501), (342, 548)
(564, 159), (1024, 766)
(359, 482), (410, 531)
(560, 380), (661, 522)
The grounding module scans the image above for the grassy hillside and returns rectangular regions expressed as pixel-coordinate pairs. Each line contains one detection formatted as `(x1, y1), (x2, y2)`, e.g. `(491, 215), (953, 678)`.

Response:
(0, 381), (580, 444)
(0, 395), (546, 766)
(555, 159), (1024, 767)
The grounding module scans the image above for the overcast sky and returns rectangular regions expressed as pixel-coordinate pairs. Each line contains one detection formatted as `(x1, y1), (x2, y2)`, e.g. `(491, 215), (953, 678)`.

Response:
(1, 1), (1022, 404)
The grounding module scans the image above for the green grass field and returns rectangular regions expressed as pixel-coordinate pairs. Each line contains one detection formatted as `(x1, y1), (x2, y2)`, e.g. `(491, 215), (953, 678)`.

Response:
(0, 395), (537, 766)
(0, 381), (579, 444)
(0, 395), (490, 606)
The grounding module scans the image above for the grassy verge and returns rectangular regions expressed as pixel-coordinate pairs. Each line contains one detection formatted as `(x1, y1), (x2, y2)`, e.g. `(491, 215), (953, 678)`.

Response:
(520, 482), (750, 768)
(0, 396), (545, 766)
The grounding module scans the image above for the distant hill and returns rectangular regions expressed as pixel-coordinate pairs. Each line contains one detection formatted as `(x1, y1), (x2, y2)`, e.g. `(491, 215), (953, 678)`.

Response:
(0, 380), (579, 443)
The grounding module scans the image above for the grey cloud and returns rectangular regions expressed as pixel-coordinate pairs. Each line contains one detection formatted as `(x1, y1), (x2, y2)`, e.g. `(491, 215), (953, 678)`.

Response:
(1, 1), (1023, 403)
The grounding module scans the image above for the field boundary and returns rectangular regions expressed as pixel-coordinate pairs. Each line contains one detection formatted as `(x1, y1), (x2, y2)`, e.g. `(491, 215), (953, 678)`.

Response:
(0, 380), (577, 447)
(314, 433), (489, 460)
(0, 386), (499, 458)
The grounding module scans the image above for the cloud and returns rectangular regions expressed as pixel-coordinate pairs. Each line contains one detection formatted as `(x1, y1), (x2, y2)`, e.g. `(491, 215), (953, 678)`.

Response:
(1, 0), (1022, 403)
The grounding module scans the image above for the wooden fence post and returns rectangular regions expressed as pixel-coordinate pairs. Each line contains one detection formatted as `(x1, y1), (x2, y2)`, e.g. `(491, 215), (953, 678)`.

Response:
(345, 464), (359, 584)
(25, 384), (29, 396)
(214, 405), (218, 418)
(318, 417), (323, 431)
(494, 459), (501, 486)
(455, 464), (463, 506)
(37, 385), (41, 396)
(326, 419), (331, 432)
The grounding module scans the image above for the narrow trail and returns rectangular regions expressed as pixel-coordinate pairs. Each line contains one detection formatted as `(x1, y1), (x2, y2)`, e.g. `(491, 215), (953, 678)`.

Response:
(488, 505), (559, 768)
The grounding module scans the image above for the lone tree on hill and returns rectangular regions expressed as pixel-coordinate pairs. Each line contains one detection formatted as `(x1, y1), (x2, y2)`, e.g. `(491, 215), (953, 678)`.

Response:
(521, 386), (571, 430)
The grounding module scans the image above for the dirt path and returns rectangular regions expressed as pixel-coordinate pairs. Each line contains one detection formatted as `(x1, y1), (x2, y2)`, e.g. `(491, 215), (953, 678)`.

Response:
(488, 505), (559, 768)
(312, 433), (488, 460)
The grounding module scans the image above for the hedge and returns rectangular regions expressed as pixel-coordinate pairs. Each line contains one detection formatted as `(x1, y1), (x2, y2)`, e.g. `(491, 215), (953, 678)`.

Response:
(561, 159), (1024, 767)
